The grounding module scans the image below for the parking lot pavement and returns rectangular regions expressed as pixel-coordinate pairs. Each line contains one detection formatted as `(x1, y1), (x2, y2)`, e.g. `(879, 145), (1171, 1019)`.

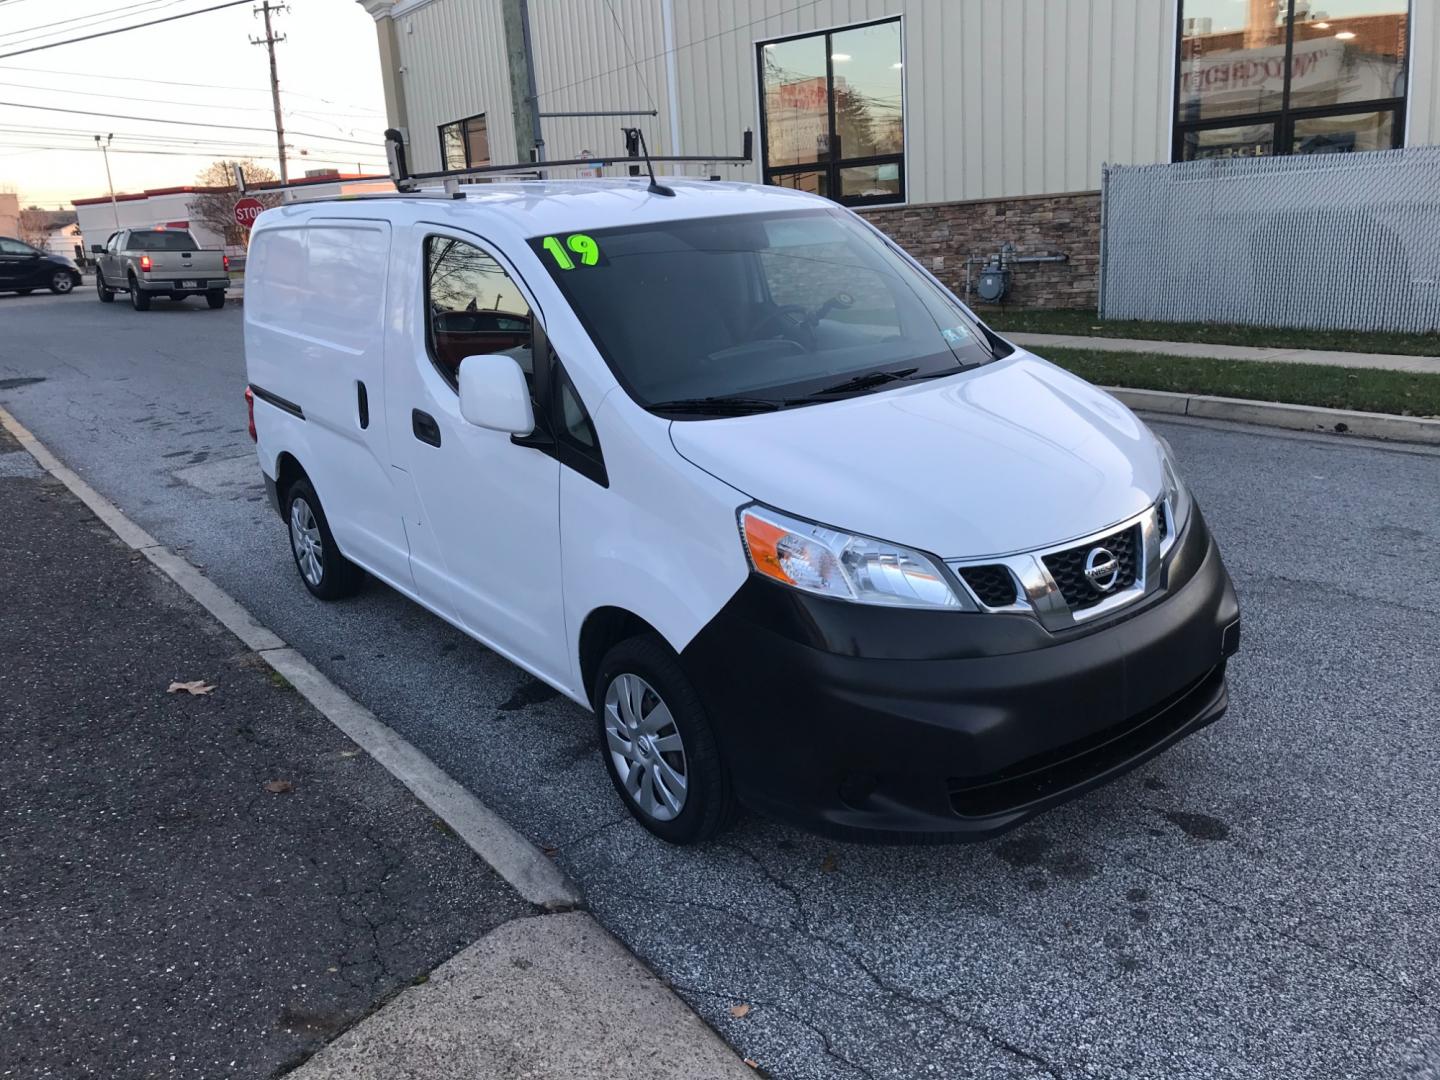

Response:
(0, 420), (534, 1079)
(3, 298), (1440, 1078)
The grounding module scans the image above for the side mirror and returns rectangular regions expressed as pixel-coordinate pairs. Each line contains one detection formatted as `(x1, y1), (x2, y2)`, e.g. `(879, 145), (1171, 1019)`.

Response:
(458, 354), (534, 435)
(90, 245), (105, 254)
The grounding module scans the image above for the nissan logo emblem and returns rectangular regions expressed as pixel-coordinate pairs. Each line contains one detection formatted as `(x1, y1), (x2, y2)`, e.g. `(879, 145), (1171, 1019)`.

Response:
(1083, 546), (1120, 592)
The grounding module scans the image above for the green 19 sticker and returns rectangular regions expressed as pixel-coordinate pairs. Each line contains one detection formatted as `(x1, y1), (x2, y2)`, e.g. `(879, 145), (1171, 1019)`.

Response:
(542, 233), (599, 270)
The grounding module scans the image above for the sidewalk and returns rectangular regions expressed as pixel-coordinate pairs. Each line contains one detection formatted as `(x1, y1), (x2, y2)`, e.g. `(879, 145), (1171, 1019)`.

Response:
(1007, 331), (1438, 374)
(0, 421), (750, 1080)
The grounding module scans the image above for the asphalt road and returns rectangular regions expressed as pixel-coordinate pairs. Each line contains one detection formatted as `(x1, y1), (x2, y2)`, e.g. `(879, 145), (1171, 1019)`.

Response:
(3, 289), (1439, 1080)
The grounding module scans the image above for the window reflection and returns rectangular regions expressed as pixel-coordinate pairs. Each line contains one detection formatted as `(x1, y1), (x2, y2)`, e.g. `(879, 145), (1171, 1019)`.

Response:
(758, 18), (905, 207)
(1175, 2), (1407, 160)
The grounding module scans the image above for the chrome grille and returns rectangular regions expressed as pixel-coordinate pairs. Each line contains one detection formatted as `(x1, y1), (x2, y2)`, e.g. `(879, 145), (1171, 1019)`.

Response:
(1041, 524), (1141, 612)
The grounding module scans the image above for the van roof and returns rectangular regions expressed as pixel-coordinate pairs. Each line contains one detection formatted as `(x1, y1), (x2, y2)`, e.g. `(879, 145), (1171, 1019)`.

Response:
(260, 178), (831, 238)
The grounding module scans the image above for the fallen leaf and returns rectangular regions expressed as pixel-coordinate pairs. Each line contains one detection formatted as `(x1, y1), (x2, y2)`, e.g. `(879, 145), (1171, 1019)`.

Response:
(729, 1003), (751, 1018)
(744, 1059), (759, 1069)
(263, 779), (294, 794)
(338, 749), (362, 759)
(167, 680), (215, 696)
(541, 845), (559, 858)
(820, 852), (838, 873)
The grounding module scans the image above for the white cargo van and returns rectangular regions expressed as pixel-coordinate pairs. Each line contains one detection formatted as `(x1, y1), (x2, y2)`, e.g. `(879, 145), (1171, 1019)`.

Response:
(243, 180), (1239, 844)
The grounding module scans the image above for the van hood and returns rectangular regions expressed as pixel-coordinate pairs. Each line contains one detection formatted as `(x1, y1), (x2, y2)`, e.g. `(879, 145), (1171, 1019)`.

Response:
(668, 353), (1166, 560)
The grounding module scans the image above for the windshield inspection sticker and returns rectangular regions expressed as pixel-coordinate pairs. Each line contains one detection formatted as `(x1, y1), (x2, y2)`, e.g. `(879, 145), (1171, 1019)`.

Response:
(941, 326), (973, 346)
(541, 233), (600, 270)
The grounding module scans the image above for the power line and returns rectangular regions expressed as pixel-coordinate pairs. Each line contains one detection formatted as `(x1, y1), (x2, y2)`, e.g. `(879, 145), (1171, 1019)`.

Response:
(0, 0), (253, 61)
(0, 100), (384, 147)
(0, 0), (186, 48)
(0, 62), (386, 113)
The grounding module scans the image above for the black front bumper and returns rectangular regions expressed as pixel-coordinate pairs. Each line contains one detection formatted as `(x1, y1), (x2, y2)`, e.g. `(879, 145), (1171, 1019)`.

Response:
(680, 508), (1240, 843)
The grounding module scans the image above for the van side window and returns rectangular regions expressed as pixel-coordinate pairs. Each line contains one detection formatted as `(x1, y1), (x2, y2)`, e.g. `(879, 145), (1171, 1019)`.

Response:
(424, 236), (533, 392)
(553, 362), (606, 487)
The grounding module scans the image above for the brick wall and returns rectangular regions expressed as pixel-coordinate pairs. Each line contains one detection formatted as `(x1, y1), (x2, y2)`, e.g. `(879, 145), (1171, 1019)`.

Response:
(863, 190), (1101, 311)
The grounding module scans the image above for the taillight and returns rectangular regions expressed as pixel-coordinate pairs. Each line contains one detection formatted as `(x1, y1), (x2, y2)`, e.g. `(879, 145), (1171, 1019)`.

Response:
(244, 386), (257, 442)
(223, 254), (230, 271)
(138, 254), (152, 272)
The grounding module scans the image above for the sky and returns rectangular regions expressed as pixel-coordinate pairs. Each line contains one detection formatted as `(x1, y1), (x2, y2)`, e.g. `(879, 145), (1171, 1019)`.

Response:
(0, 0), (389, 208)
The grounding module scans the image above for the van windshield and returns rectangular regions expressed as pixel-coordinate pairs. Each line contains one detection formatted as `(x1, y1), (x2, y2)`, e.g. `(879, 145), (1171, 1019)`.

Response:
(528, 209), (996, 416)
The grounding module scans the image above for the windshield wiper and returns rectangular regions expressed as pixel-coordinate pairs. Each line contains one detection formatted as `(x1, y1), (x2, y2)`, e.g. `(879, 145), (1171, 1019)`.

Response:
(807, 367), (919, 398)
(647, 395), (789, 416)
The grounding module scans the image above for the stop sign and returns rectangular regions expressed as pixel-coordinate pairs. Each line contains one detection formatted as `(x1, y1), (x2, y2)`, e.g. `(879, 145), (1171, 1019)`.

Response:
(233, 197), (264, 230)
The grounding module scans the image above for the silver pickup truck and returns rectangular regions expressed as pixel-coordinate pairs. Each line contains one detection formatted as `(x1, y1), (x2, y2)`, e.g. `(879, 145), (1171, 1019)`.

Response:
(92, 228), (230, 311)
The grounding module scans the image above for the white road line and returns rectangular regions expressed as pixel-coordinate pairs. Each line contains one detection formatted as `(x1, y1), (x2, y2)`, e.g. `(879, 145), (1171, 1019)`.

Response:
(0, 404), (584, 912)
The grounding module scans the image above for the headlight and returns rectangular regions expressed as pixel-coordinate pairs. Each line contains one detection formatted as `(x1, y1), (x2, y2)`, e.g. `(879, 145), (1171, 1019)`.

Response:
(1158, 439), (1193, 541)
(739, 505), (971, 610)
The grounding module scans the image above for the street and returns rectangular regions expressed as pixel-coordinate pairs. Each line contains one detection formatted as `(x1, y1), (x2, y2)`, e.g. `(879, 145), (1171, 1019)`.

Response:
(3, 290), (1438, 1079)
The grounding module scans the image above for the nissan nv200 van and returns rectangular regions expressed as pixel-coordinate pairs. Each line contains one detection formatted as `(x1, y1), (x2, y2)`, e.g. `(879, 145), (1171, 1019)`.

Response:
(243, 180), (1240, 845)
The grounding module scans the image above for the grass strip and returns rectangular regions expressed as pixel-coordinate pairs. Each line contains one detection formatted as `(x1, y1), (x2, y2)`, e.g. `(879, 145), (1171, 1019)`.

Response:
(980, 308), (1440, 358)
(1038, 348), (1440, 418)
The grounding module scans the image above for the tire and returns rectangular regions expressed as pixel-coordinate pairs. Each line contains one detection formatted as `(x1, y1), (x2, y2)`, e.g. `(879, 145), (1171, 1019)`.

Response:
(205, 290), (226, 310)
(592, 633), (737, 844)
(284, 476), (363, 600)
(49, 272), (74, 295)
(96, 272), (114, 303)
(128, 277), (150, 311)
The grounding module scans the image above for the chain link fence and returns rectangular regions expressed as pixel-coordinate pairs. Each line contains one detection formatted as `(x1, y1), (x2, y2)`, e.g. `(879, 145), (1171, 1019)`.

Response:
(1099, 146), (1440, 333)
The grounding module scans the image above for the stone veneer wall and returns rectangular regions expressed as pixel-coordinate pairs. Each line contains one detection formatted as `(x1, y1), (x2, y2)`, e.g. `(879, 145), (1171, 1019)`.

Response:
(863, 191), (1102, 311)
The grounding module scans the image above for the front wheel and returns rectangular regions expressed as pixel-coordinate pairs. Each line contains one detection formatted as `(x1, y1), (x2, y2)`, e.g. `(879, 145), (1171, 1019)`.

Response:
(205, 290), (226, 310)
(128, 278), (150, 311)
(593, 634), (737, 844)
(285, 477), (363, 600)
(50, 272), (75, 295)
(96, 272), (114, 302)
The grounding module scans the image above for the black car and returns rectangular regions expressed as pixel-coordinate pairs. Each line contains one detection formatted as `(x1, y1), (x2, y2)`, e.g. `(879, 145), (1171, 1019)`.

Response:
(0, 236), (83, 296)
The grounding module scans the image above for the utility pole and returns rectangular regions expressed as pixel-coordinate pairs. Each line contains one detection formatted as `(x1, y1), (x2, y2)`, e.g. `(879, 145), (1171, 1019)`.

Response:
(93, 133), (119, 230)
(500, 0), (543, 166)
(251, 2), (288, 183)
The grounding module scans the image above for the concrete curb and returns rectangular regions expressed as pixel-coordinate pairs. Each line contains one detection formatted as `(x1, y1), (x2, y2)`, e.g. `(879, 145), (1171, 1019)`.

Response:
(1105, 386), (1440, 445)
(0, 404), (583, 912)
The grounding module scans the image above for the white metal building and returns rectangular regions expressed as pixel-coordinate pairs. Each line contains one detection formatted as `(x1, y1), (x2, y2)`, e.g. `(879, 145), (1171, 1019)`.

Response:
(357, 0), (1436, 307)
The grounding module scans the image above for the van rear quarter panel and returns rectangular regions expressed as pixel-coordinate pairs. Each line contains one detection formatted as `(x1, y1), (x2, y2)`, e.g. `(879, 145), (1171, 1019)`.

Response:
(244, 215), (410, 580)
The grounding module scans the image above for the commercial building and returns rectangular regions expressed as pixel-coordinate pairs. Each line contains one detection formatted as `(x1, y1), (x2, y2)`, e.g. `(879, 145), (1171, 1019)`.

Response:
(357, 0), (1434, 308)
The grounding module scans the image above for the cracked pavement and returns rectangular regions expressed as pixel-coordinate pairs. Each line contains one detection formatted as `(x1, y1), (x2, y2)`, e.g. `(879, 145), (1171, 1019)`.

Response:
(2, 293), (1439, 1078)
(0, 416), (533, 1080)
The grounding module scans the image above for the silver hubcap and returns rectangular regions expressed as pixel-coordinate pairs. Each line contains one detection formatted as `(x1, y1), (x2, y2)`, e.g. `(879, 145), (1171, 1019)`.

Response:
(54, 274), (72, 293)
(289, 498), (324, 587)
(603, 673), (688, 822)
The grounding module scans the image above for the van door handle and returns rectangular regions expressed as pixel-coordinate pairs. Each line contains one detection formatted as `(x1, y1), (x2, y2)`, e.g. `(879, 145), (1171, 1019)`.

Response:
(412, 409), (441, 447)
(356, 380), (370, 429)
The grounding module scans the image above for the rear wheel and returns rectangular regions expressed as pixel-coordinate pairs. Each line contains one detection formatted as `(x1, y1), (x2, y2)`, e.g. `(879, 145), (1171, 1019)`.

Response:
(96, 271), (114, 302)
(285, 477), (363, 600)
(49, 272), (74, 295)
(128, 276), (150, 311)
(593, 634), (736, 844)
(205, 290), (226, 310)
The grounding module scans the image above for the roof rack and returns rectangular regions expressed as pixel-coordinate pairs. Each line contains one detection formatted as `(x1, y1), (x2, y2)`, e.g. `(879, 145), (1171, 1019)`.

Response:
(384, 127), (754, 193)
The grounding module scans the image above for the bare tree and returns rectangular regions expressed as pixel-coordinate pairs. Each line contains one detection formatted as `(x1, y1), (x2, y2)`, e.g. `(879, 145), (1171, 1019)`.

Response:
(17, 207), (50, 248)
(187, 159), (282, 245)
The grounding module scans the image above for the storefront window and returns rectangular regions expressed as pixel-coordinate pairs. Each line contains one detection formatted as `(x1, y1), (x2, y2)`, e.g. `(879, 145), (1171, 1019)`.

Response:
(759, 17), (904, 207)
(1176, 1), (1407, 161)
(438, 113), (490, 171)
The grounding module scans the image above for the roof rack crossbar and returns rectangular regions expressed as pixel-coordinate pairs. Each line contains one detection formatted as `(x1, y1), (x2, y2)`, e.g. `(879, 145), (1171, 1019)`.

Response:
(385, 128), (753, 192)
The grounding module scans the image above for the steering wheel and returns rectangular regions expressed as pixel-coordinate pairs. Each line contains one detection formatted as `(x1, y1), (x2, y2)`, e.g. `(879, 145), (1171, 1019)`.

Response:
(752, 304), (816, 350)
